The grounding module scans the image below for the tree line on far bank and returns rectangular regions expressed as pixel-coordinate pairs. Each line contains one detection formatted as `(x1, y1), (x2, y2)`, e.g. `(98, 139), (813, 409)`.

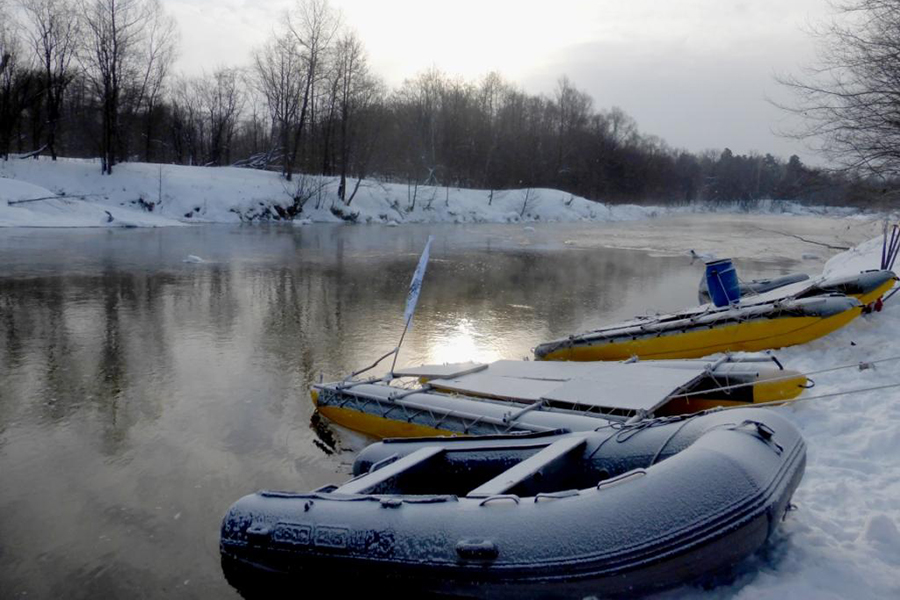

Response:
(0, 0), (893, 208)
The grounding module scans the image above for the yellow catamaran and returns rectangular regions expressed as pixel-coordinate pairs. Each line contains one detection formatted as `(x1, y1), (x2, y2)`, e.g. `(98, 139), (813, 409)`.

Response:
(534, 270), (895, 362)
(311, 356), (807, 439)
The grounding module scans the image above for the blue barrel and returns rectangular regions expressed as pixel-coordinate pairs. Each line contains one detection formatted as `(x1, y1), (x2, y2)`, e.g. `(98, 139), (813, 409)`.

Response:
(705, 259), (740, 307)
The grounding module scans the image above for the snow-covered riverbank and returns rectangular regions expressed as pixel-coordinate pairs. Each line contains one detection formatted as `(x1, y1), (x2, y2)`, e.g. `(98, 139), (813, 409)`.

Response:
(662, 237), (900, 600)
(0, 157), (878, 228)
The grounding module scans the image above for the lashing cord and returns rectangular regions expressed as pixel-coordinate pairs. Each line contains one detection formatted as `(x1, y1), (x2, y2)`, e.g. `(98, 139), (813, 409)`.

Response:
(663, 353), (900, 401)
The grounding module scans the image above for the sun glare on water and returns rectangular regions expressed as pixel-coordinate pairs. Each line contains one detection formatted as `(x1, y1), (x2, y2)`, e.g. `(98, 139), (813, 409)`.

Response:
(425, 318), (504, 366)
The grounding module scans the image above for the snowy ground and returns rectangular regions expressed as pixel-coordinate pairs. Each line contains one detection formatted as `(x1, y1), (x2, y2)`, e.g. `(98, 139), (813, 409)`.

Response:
(0, 176), (183, 228)
(0, 156), (888, 228)
(659, 238), (900, 600)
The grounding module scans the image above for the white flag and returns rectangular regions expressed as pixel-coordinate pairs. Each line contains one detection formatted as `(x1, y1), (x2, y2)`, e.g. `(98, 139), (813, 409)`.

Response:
(403, 235), (433, 326)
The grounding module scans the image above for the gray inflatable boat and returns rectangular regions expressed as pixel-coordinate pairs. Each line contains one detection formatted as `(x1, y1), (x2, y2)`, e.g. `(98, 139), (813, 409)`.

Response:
(221, 407), (806, 598)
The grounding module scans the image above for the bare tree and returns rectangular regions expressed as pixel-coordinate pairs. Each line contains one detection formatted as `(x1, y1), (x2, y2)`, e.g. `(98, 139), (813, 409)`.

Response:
(80, 0), (168, 174)
(519, 186), (539, 218)
(776, 0), (900, 177)
(20, 0), (80, 160)
(199, 67), (244, 165)
(334, 30), (367, 201)
(285, 0), (340, 179)
(132, 4), (177, 161)
(477, 71), (506, 186)
(253, 31), (302, 178)
(237, 83), (271, 162)
(169, 75), (201, 165)
(1, 10), (33, 158)
(553, 76), (592, 176)
(344, 79), (385, 204)
(0, 0), (11, 76)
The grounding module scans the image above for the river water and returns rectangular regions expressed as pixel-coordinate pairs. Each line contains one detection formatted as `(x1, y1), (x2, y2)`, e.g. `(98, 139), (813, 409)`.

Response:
(0, 218), (877, 598)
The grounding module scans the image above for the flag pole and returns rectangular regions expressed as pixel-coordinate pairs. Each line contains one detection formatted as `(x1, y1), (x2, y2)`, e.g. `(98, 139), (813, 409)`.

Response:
(389, 315), (413, 375)
(388, 235), (434, 377)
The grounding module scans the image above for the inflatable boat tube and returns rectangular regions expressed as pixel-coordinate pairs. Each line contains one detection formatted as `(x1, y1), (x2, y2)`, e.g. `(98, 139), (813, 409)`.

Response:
(797, 269), (896, 305)
(697, 269), (895, 307)
(311, 381), (615, 438)
(534, 295), (862, 361)
(221, 408), (806, 599)
(311, 358), (807, 439)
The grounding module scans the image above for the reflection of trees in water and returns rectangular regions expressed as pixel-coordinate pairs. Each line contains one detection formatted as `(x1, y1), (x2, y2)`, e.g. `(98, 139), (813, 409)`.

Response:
(0, 270), (180, 455)
(0, 227), (688, 457)
(206, 264), (239, 342)
(0, 278), (84, 426)
(255, 243), (671, 387)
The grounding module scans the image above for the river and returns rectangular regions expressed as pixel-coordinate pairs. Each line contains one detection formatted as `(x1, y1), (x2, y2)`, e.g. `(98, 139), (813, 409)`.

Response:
(0, 216), (881, 598)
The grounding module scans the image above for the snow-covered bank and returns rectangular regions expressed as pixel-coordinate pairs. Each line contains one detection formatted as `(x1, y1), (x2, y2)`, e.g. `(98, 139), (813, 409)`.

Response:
(0, 157), (883, 228)
(664, 237), (900, 600)
(0, 177), (183, 228)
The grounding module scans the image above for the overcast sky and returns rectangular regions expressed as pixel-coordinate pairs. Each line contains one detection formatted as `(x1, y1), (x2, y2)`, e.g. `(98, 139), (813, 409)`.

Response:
(164, 0), (832, 163)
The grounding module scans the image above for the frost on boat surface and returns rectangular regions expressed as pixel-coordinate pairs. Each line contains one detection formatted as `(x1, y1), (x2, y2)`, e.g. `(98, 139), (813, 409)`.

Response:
(220, 407), (806, 599)
(310, 355), (808, 439)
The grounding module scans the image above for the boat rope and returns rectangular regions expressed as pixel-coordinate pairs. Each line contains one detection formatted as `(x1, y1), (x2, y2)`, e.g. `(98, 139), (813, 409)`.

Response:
(884, 285), (900, 303)
(647, 417), (697, 466)
(664, 353), (900, 400)
(710, 379), (900, 411)
(342, 347), (399, 384)
(585, 412), (700, 460)
(882, 221), (900, 270)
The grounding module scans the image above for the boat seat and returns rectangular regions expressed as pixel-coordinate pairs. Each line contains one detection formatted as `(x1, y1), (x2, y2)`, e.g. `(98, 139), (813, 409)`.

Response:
(466, 436), (587, 498)
(335, 446), (444, 496)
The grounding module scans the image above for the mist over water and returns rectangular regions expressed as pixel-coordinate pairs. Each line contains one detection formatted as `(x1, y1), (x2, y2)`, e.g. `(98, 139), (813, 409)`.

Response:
(0, 222), (801, 598)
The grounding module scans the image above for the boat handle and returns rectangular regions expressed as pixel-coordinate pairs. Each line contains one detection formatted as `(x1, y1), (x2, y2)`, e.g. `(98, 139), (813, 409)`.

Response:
(478, 494), (520, 506)
(534, 490), (580, 502)
(366, 453), (400, 474)
(312, 484), (338, 493)
(596, 469), (647, 491)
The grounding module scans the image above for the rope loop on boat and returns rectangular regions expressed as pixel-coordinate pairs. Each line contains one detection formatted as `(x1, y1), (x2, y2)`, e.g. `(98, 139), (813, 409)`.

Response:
(587, 412), (702, 460)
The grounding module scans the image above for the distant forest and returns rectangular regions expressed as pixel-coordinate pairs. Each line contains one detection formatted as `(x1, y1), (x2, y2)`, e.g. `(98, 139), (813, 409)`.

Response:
(0, 0), (891, 206)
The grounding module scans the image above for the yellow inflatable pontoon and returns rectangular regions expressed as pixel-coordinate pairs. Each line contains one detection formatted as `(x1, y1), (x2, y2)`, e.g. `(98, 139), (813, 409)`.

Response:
(311, 357), (807, 439)
(535, 270), (896, 362)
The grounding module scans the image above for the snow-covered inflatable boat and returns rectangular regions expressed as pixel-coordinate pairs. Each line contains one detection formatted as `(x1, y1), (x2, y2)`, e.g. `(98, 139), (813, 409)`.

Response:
(220, 407), (805, 598)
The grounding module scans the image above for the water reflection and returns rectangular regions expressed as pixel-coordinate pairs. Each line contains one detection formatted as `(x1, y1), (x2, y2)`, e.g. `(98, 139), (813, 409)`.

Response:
(0, 223), (792, 598)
